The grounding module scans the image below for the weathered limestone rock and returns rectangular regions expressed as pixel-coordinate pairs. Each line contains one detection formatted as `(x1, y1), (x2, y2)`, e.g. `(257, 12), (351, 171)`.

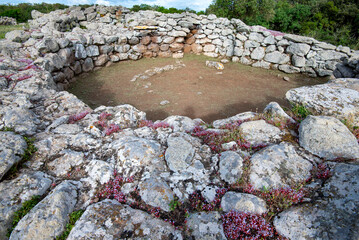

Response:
(286, 43), (311, 57)
(263, 102), (295, 123)
(139, 177), (174, 212)
(0, 132), (27, 180)
(94, 104), (146, 128)
(47, 149), (84, 176)
(162, 115), (198, 132)
(239, 120), (284, 145)
(110, 136), (164, 176)
(165, 135), (195, 172)
(250, 47), (265, 60)
(10, 181), (78, 240)
(219, 151), (243, 184)
(286, 82), (359, 122)
(36, 38), (59, 53)
(212, 112), (257, 128)
(82, 58), (94, 72)
(186, 212), (226, 239)
(5, 30), (30, 43)
(221, 191), (267, 214)
(264, 51), (290, 64)
(299, 116), (359, 160)
(249, 143), (312, 189)
(2, 107), (40, 135)
(67, 200), (182, 239)
(274, 163), (359, 240)
(0, 172), (52, 239)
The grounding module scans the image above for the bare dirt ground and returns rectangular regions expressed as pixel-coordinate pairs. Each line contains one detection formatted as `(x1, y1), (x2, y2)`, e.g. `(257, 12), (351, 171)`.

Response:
(68, 54), (328, 123)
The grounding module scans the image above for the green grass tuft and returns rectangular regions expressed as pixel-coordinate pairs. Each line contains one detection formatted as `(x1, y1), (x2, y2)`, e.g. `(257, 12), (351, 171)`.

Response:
(291, 103), (311, 121)
(56, 210), (85, 240)
(0, 25), (23, 39)
(7, 195), (42, 237)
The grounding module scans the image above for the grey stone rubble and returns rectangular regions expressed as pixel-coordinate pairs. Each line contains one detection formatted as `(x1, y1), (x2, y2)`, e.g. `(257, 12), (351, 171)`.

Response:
(0, 5), (358, 240)
(0, 17), (17, 26)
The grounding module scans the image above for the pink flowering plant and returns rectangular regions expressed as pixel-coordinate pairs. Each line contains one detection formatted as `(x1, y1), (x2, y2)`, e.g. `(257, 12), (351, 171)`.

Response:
(222, 210), (274, 240)
(96, 170), (134, 203)
(244, 184), (305, 218)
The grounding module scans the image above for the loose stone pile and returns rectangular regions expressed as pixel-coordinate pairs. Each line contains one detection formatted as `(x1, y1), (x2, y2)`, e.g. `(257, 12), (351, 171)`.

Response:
(0, 5), (359, 240)
(0, 17), (17, 26)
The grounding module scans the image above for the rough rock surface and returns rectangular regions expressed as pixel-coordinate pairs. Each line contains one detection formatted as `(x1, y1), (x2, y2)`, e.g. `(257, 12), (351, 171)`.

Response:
(9, 181), (78, 240)
(299, 116), (359, 160)
(249, 143), (312, 189)
(219, 151), (243, 184)
(0, 172), (52, 239)
(274, 163), (359, 240)
(239, 120), (284, 145)
(0, 132), (27, 180)
(139, 177), (174, 212)
(286, 81), (359, 122)
(186, 212), (226, 239)
(67, 199), (182, 240)
(221, 191), (267, 214)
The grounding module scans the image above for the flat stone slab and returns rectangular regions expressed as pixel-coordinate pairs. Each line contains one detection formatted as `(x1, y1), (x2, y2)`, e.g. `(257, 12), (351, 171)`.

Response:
(299, 115), (359, 160)
(67, 199), (182, 240)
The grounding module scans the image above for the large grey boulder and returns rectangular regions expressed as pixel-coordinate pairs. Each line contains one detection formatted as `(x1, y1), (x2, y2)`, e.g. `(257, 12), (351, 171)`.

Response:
(286, 81), (359, 122)
(299, 116), (359, 160)
(239, 120), (284, 146)
(9, 181), (78, 240)
(139, 177), (174, 212)
(219, 151), (243, 184)
(249, 143), (312, 189)
(0, 172), (52, 239)
(186, 212), (226, 239)
(0, 131), (27, 180)
(221, 191), (267, 214)
(274, 163), (359, 240)
(67, 200), (182, 240)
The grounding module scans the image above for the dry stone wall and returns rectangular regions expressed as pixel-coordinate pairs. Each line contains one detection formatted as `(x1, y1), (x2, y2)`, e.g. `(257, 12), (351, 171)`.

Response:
(1, 5), (358, 91)
(1, 5), (359, 240)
